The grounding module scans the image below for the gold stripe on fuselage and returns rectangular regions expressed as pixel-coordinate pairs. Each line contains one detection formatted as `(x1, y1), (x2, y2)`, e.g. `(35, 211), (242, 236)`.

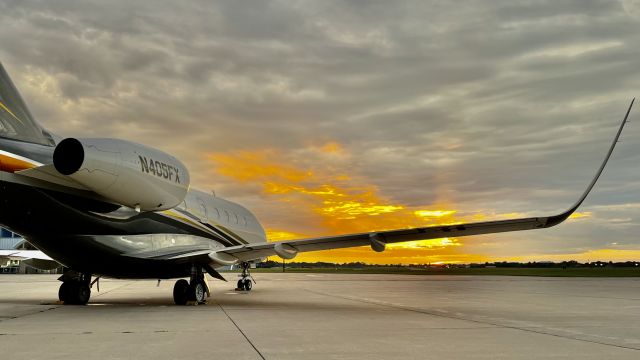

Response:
(160, 210), (218, 237)
(0, 151), (39, 173)
(215, 224), (249, 245)
(160, 209), (249, 245)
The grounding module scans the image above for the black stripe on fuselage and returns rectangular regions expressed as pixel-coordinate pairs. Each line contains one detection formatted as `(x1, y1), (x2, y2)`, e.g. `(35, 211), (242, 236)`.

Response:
(170, 207), (249, 246)
(201, 222), (249, 245)
(143, 212), (239, 248)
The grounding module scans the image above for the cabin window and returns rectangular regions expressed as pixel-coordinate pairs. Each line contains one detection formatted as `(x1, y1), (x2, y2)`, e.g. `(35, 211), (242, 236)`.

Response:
(234, 213), (239, 224)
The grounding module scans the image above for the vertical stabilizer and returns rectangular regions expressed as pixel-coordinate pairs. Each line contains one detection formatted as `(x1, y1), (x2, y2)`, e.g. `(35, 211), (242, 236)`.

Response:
(0, 63), (54, 146)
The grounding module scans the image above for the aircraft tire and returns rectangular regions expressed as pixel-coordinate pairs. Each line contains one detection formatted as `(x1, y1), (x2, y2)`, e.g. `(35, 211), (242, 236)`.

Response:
(190, 282), (206, 303)
(75, 284), (91, 305)
(243, 279), (252, 291)
(236, 279), (244, 291)
(58, 282), (71, 302)
(63, 283), (90, 305)
(173, 279), (189, 305)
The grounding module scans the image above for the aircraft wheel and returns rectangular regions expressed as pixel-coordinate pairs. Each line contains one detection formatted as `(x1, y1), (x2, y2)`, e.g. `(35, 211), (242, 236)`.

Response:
(243, 279), (252, 292)
(173, 279), (189, 305)
(58, 282), (71, 302)
(190, 282), (206, 303)
(236, 279), (245, 291)
(75, 284), (91, 305)
(63, 283), (91, 305)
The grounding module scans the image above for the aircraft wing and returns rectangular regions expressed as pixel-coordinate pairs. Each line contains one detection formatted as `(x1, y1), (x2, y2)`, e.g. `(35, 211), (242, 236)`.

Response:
(0, 250), (60, 270)
(211, 217), (551, 262)
(200, 99), (635, 266)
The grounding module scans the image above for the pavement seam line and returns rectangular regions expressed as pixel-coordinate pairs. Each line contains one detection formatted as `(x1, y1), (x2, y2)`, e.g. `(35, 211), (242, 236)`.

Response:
(305, 289), (640, 352)
(216, 302), (266, 360)
(0, 280), (132, 325)
(0, 305), (59, 325)
(90, 282), (133, 298)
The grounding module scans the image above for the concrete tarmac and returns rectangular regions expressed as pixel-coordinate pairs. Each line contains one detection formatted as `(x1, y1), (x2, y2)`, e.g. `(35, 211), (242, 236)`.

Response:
(1, 273), (639, 359)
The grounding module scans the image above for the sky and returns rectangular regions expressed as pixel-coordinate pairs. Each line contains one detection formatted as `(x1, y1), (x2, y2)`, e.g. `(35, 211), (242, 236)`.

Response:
(2, 0), (640, 264)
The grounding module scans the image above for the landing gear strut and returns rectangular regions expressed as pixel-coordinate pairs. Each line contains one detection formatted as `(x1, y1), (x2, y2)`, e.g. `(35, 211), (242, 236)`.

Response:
(173, 265), (210, 305)
(236, 262), (254, 291)
(58, 271), (92, 305)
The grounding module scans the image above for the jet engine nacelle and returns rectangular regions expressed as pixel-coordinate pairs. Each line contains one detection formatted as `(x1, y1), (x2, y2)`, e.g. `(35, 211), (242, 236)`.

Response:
(53, 138), (190, 211)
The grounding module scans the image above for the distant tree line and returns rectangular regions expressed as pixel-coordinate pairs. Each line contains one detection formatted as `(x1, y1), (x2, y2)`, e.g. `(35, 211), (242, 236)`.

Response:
(257, 260), (640, 269)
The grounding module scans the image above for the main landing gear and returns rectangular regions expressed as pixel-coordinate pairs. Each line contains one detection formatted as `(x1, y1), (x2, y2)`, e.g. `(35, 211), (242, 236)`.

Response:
(58, 271), (92, 305)
(173, 265), (210, 305)
(236, 262), (254, 292)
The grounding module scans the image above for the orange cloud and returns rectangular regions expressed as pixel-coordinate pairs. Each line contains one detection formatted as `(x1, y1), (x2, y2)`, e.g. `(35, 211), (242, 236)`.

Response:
(265, 229), (309, 242)
(209, 145), (478, 263)
(569, 211), (592, 220)
(320, 142), (343, 154)
(415, 210), (457, 218)
(209, 151), (311, 183)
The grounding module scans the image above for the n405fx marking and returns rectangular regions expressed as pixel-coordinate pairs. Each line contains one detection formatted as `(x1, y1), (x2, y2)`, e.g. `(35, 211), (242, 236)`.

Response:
(0, 63), (634, 305)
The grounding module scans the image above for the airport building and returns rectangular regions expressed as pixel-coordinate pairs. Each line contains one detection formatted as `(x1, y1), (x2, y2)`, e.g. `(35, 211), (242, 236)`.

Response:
(1, 228), (24, 273)
(0, 228), (58, 274)
(1, 228), (28, 249)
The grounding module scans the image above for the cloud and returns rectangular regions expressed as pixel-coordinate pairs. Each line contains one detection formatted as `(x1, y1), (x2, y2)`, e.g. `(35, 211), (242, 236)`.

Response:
(1, 0), (639, 262)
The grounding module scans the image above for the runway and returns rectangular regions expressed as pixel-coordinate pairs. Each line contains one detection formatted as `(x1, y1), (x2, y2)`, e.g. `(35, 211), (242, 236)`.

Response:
(1, 273), (639, 359)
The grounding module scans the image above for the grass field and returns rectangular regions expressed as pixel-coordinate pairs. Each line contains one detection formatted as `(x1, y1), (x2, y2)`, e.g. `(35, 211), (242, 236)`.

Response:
(233, 267), (640, 277)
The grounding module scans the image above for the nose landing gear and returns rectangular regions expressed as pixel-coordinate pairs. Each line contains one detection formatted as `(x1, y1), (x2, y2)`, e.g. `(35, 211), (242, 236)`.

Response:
(236, 262), (254, 291)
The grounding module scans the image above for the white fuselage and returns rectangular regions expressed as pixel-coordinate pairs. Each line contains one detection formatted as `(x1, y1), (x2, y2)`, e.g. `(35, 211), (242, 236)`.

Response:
(176, 188), (267, 245)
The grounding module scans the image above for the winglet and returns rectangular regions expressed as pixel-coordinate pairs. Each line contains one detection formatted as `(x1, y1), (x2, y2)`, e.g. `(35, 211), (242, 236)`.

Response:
(545, 98), (635, 227)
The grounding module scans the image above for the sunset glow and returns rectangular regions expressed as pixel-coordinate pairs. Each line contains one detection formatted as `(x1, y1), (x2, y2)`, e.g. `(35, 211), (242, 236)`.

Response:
(207, 140), (637, 264)
(569, 212), (593, 220)
(414, 210), (457, 218)
(209, 144), (549, 264)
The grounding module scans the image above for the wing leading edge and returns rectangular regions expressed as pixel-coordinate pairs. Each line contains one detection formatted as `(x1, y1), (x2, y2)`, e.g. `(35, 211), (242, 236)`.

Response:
(190, 99), (635, 265)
